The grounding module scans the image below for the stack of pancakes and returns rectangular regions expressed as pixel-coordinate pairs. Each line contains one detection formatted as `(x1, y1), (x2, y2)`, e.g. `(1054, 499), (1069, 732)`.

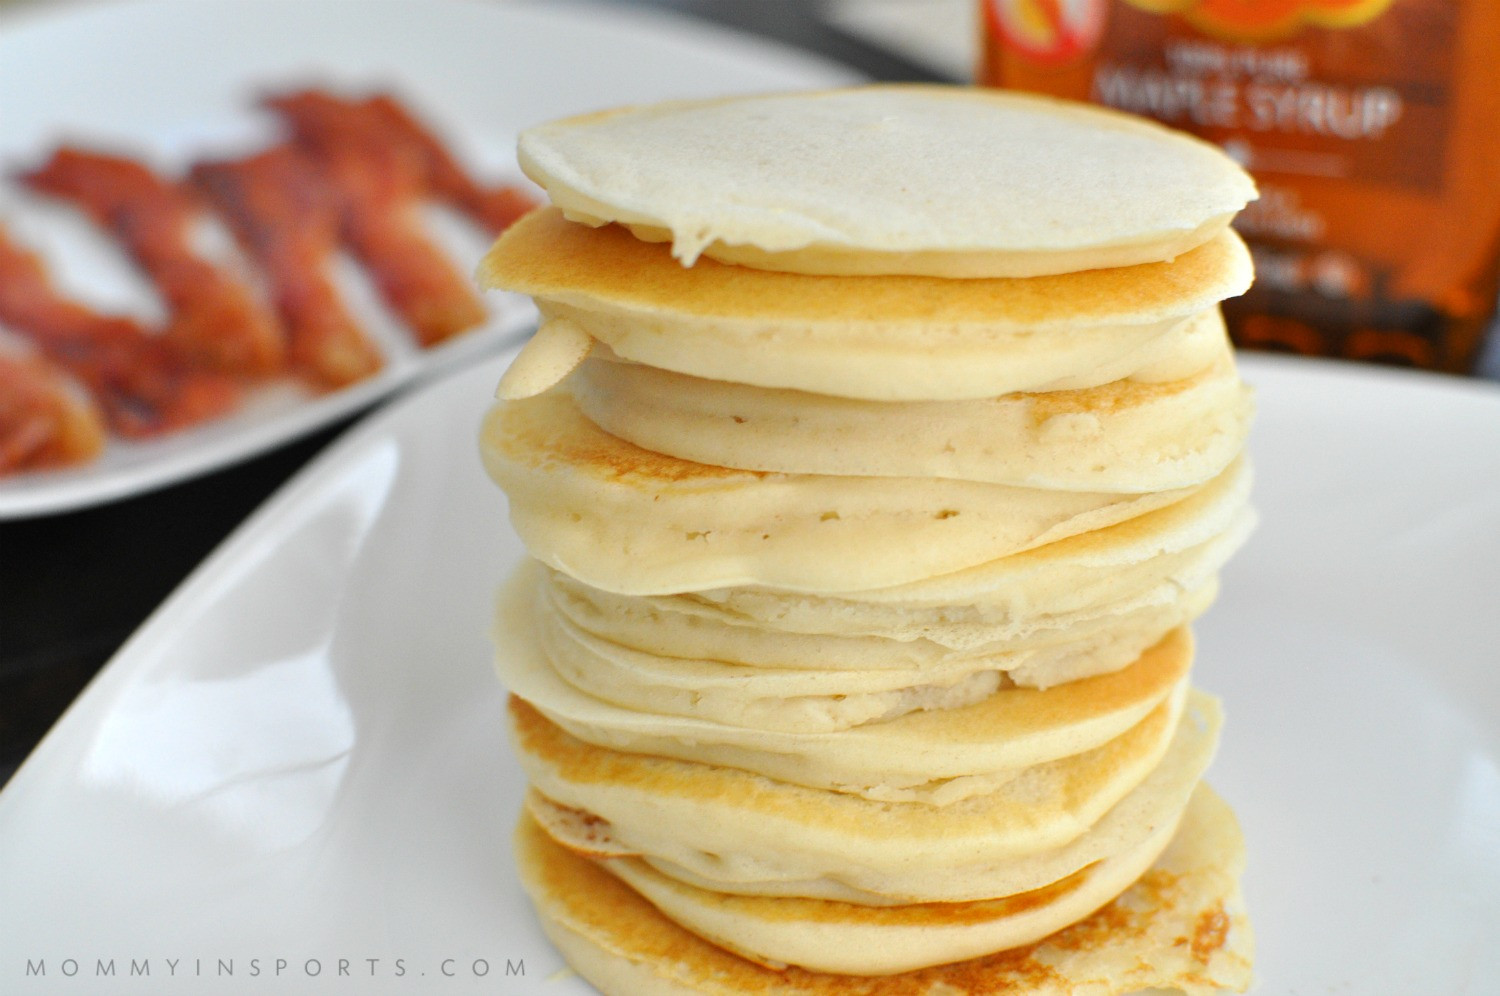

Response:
(478, 86), (1257, 994)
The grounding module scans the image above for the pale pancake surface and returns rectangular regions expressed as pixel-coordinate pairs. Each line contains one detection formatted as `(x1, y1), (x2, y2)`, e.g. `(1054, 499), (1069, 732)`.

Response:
(603, 814), (1179, 974)
(545, 569), (1224, 690)
(545, 458), (1250, 673)
(516, 85), (1256, 276)
(514, 689), (1219, 903)
(533, 496), (1249, 729)
(496, 569), (1195, 800)
(481, 391), (1199, 594)
(515, 783), (1253, 993)
(572, 312), (1251, 493)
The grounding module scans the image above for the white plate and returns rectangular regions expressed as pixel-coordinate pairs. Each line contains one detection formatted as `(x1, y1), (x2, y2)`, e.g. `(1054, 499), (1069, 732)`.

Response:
(0, 0), (857, 519)
(2, 348), (1498, 994)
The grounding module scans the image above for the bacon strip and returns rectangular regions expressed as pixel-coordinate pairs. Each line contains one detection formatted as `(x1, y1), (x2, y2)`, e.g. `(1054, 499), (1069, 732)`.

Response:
(360, 93), (537, 234)
(0, 227), (239, 438)
(265, 91), (487, 347)
(191, 145), (383, 389)
(19, 147), (286, 377)
(0, 352), (106, 475)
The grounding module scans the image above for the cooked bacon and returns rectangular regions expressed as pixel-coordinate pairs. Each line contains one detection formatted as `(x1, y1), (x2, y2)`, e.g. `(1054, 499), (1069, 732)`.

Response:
(0, 85), (532, 475)
(0, 352), (106, 475)
(19, 147), (286, 377)
(191, 145), (383, 389)
(265, 90), (488, 347)
(0, 227), (240, 438)
(360, 93), (537, 233)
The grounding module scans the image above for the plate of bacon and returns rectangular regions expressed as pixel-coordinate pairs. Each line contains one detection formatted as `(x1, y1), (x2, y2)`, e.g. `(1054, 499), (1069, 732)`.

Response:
(0, 0), (857, 517)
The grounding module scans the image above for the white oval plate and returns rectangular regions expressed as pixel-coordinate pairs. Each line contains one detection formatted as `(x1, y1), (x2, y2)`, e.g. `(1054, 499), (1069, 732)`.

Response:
(1, 348), (1498, 994)
(0, 0), (857, 518)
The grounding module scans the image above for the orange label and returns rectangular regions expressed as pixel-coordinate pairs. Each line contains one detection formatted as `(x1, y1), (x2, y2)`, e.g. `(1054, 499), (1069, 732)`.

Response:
(1121, 0), (1397, 40)
(1087, 11), (1454, 192)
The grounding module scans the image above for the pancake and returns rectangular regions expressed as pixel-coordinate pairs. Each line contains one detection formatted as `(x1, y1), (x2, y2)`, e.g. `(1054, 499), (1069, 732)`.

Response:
(536, 581), (1209, 733)
(535, 516), (1245, 729)
(496, 570), (1195, 801)
(547, 565), (1222, 688)
(515, 782), (1253, 993)
(481, 390), (1200, 595)
(551, 457), (1251, 665)
(538, 596), (1007, 733)
(515, 688), (1218, 903)
(495, 314), (594, 400)
(605, 814), (1179, 975)
(478, 207), (1252, 402)
(515, 85), (1255, 277)
(571, 310), (1251, 494)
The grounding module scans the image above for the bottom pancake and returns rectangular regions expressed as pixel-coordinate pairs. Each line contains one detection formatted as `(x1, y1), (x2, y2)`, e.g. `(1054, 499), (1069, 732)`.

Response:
(515, 783), (1252, 994)
(600, 806), (1182, 975)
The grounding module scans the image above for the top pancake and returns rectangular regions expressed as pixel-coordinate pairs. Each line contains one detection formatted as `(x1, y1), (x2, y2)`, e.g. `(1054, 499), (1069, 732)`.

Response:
(517, 85), (1256, 277)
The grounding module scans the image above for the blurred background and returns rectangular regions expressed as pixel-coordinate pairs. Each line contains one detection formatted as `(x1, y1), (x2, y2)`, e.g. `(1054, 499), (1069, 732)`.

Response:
(1, 0), (1496, 783)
